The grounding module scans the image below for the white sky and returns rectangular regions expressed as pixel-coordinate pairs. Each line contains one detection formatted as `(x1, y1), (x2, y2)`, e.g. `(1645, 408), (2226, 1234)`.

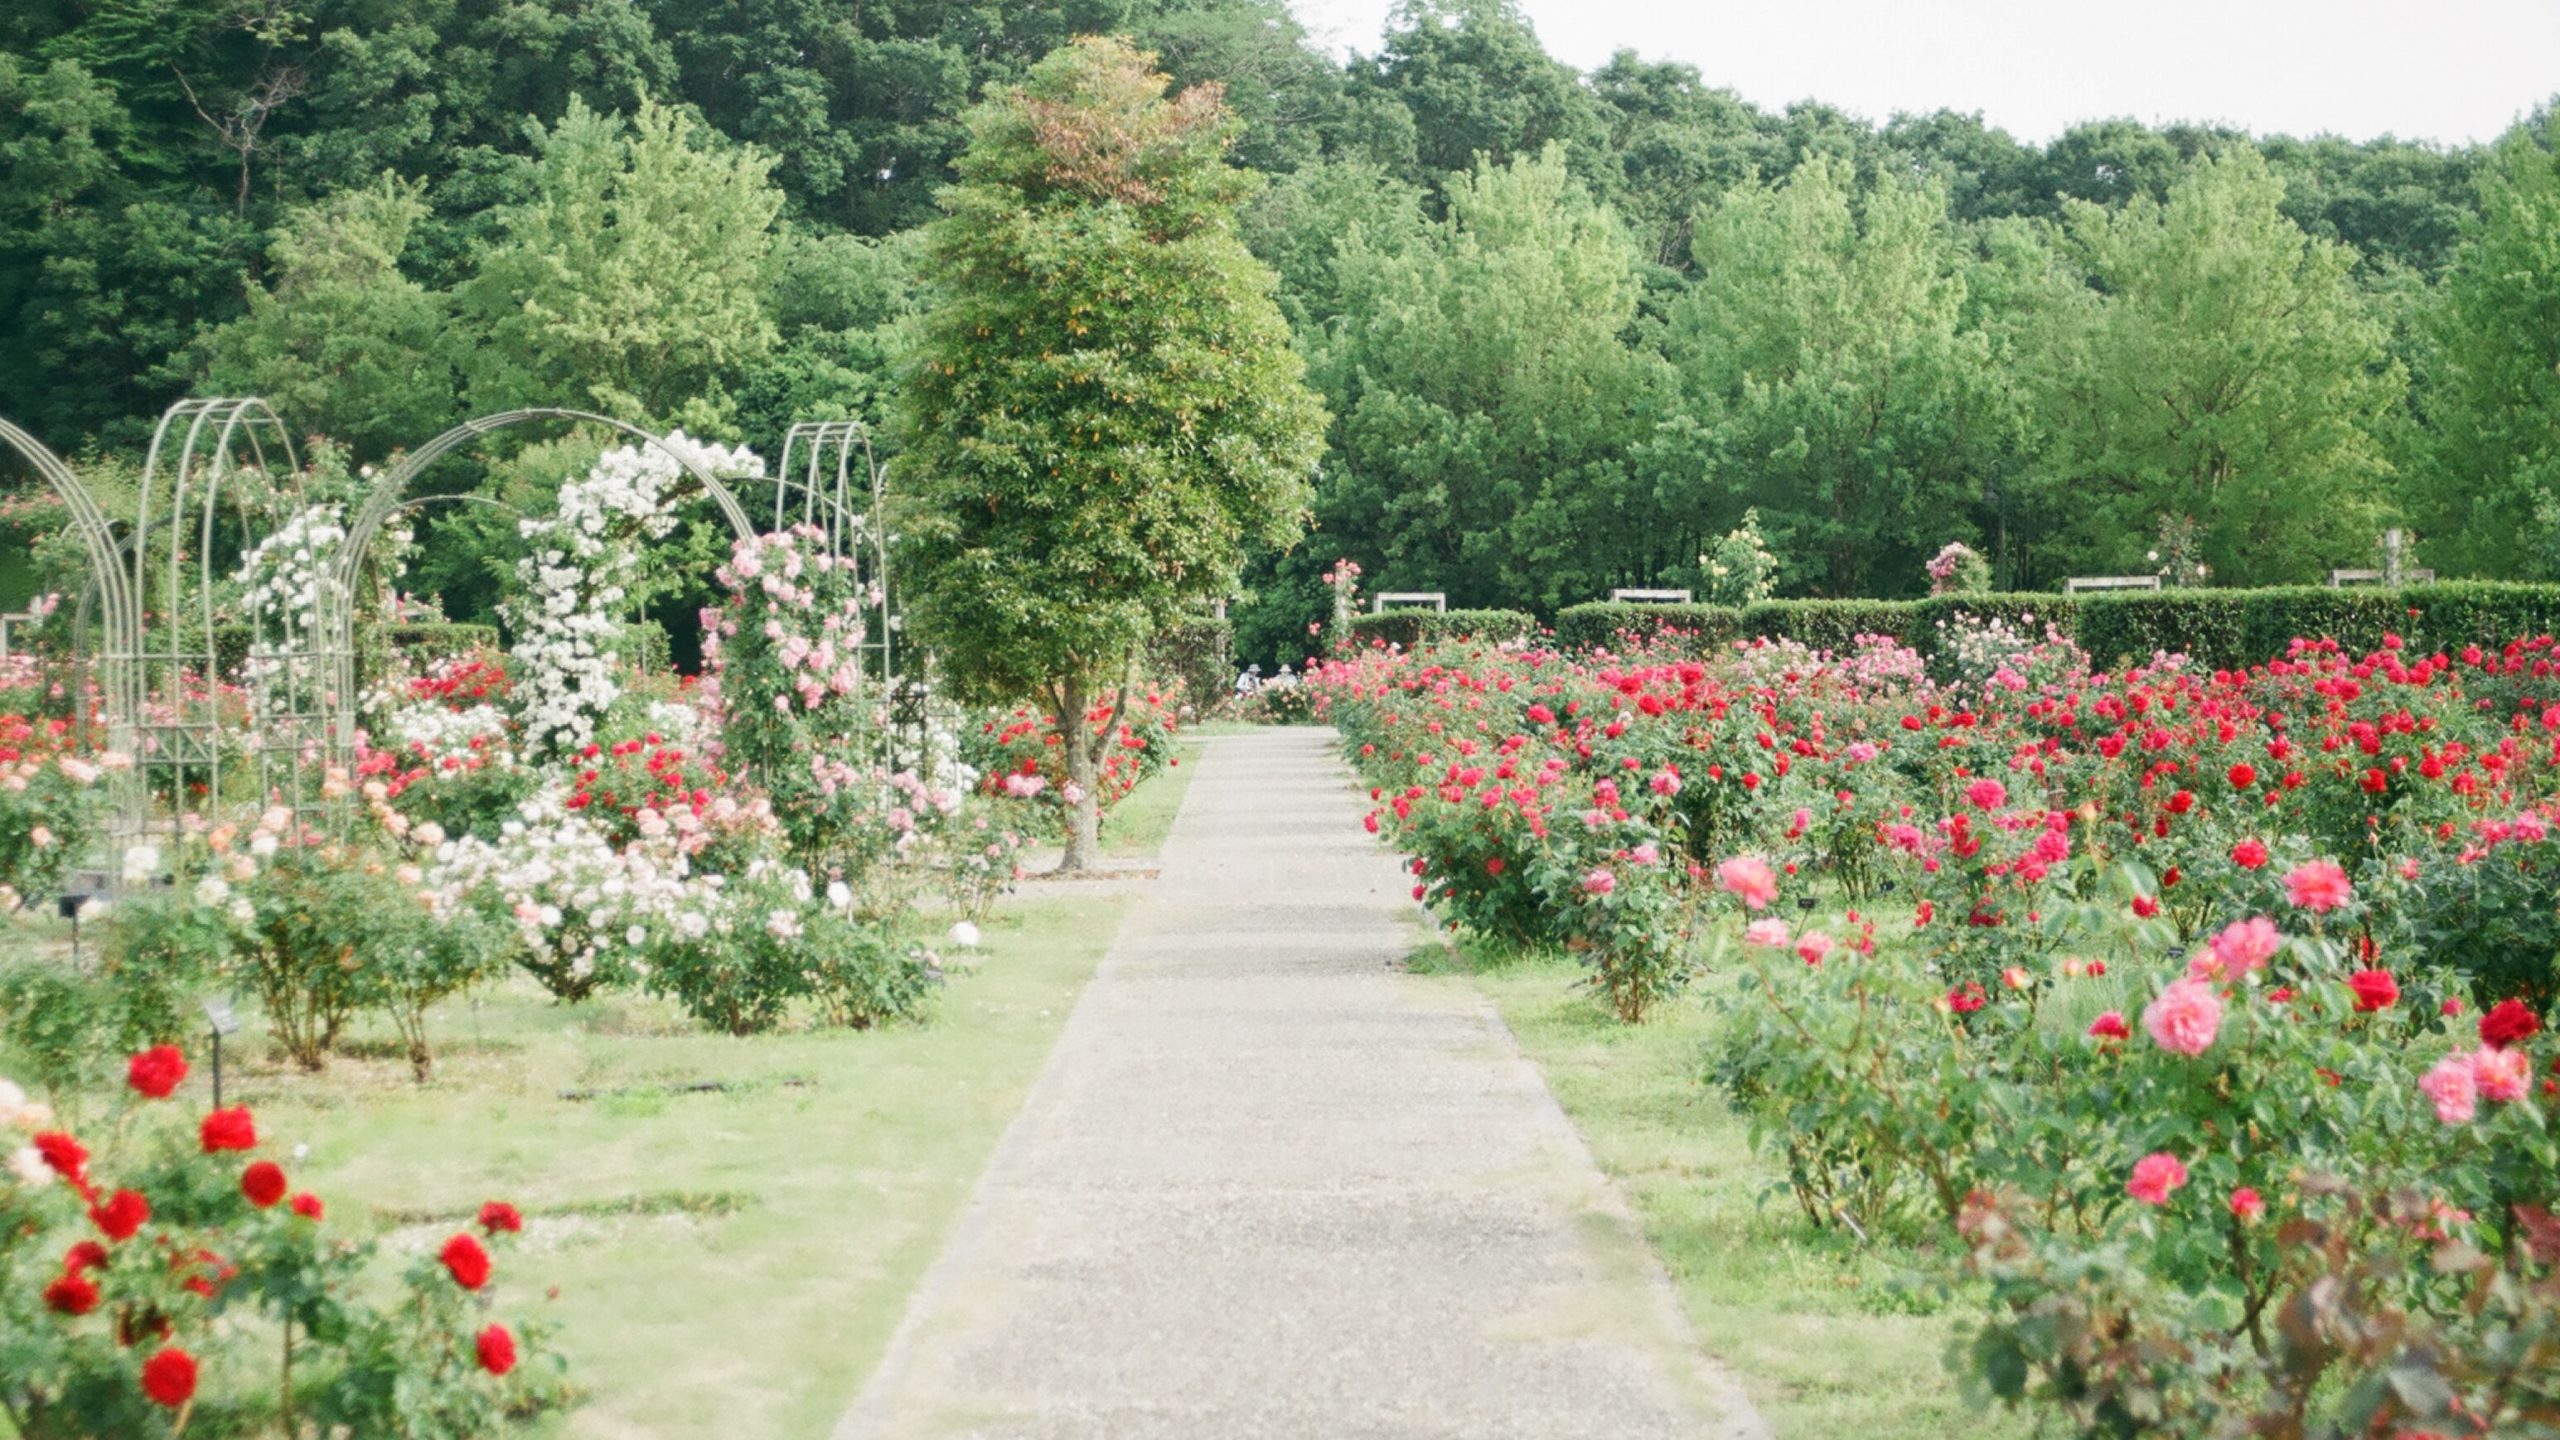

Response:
(1288, 0), (2560, 147)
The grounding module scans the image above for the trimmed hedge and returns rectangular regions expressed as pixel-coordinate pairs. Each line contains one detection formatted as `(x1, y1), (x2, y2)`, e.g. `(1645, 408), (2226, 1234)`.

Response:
(211, 621), (501, 678)
(2075, 582), (2560, 669)
(1551, 602), (1739, 652)
(1344, 608), (1537, 650)
(1552, 582), (2560, 670)
(1554, 592), (2077, 660)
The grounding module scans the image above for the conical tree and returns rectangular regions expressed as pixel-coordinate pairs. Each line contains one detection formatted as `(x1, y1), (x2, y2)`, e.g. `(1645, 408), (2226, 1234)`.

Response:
(898, 35), (1328, 870)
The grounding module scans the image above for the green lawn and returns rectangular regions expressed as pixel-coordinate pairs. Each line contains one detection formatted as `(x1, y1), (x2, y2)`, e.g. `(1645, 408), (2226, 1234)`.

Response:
(1422, 943), (2031, 1440)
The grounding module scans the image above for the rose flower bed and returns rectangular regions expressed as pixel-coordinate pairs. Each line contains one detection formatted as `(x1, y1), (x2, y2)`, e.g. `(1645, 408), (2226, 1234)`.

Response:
(1310, 624), (2560, 1438)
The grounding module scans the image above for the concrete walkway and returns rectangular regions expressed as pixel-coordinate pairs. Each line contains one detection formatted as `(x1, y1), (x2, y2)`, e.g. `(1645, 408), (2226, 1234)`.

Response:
(837, 727), (1767, 1440)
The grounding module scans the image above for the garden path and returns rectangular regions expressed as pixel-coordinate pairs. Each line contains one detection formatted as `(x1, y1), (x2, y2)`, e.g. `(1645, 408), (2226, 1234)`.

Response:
(835, 726), (1766, 1440)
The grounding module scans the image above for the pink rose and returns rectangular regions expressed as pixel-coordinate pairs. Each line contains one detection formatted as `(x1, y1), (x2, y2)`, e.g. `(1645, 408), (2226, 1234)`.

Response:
(1714, 855), (1778, 910)
(1965, 778), (2008, 811)
(2470, 1045), (2530, 1104)
(2419, 1053), (2478, 1124)
(2126, 1152), (2187, 1206)
(1742, 918), (1792, 948)
(1581, 868), (1616, 897)
(1795, 931), (1834, 966)
(2142, 978), (2224, 1056)
(2190, 915), (2281, 981)
(2282, 859), (2352, 913)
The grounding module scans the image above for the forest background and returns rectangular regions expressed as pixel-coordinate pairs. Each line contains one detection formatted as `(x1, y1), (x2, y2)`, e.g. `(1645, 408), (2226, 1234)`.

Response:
(4, 0), (2556, 665)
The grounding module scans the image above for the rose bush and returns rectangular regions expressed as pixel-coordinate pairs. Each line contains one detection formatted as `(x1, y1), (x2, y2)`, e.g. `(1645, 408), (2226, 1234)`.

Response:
(2, 1053), (559, 1436)
(1314, 626), (2560, 1433)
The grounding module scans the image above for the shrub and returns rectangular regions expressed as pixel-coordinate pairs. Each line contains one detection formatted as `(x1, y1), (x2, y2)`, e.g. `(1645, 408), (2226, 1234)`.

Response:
(1550, 602), (1741, 653)
(1700, 509), (1779, 606)
(2074, 580), (2560, 668)
(1, 1060), (562, 1434)
(1340, 608), (1536, 650)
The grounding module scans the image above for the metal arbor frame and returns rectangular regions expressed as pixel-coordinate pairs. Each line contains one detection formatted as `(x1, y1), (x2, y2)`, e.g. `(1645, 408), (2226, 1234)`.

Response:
(767, 420), (914, 762)
(125, 399), (349, 835)
(322, 409), (772, 732)
(1, 399), (350, 844)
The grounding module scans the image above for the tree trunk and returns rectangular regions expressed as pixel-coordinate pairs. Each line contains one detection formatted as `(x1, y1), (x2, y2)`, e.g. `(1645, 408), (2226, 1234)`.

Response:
(1058, 671), (1103, 872)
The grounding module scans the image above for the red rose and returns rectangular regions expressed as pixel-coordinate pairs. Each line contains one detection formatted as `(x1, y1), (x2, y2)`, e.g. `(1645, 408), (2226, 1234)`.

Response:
(63, 1240), (110, 1274)
(477, 1323), (519, 1377)
(43, 1273), (100, 1315)
(90, 1188), (149, 1242)
(141, 1347), (198, 1408)
(125, 1046), (188, 1100)
(289, 1192), (325, 1221)
(2347, 969), (2399, 1012)
(2480, 998), (2542, 1050)
(240, 1161), (288, 1209)
(199, 1107), (256, 1153)
(441, 1233), (492, 1290)
(2087, 1012), (2130, 1042)
(2231, 839), (2269, 870)
(2131, 895), (2160, 918)
(478, 1201), (524, 1235)
(2227, 763), (2257, 789)
(32, 1131), (87, 1182)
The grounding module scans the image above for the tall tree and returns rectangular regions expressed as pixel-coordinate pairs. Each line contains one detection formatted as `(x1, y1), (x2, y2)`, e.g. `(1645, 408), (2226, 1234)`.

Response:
(2003, 148), (2401, 583)
(1667, 157), (2009, 595)
(1344, 0), (1599, 188)
(187, 174), (457, 456)
(1312, 146), (1682, 610)
(2408, 113), (2560, 576)
(453, 98), (783, 430)
(897, 36), (1326, 869)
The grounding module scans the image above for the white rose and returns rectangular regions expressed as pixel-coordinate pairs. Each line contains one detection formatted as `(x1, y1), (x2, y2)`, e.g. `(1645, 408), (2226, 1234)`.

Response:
(948, 921), (981, 949)
(9, 1144), (52, 1187)
(194, 877), (231, 907)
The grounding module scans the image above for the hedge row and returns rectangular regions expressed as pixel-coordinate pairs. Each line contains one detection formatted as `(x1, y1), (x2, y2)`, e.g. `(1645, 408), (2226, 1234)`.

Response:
(1549, 582), (2560, 669)
(1552, 593), (2069, 660)
(1344, 608), (1538, 650)
(210, 621), (501, 678)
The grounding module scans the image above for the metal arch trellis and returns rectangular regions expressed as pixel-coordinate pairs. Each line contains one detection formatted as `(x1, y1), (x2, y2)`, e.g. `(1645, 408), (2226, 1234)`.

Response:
(322, 409), (794, 767)
(0, 417), (130, 782)
(124, 398), (347, 842)
(766, 420), (932, 780)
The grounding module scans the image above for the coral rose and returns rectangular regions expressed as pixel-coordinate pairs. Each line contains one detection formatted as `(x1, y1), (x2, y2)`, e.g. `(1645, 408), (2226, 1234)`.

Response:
(2126, 1152), (2187, 1205)
(1714, 855), (1778, 910)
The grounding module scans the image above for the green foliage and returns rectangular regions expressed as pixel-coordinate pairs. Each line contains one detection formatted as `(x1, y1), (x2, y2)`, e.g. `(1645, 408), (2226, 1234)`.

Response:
(188, 175), (458, 459)
(1146, 615), (1234, 711)
(896, 35), (1327, 864)
(1999, 148), (2402, 585)
(2409, 117), (2560, 578)
(1551, 602), (1742, 653)
(2074, 581), (2560, 668)
(1669, 157), (2009, 596)
(1341, 608), (1536, 649)
(1699, 508), (1779, 606)
(454, 98), (784, 431)
(1314, 147), (1683, 611)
